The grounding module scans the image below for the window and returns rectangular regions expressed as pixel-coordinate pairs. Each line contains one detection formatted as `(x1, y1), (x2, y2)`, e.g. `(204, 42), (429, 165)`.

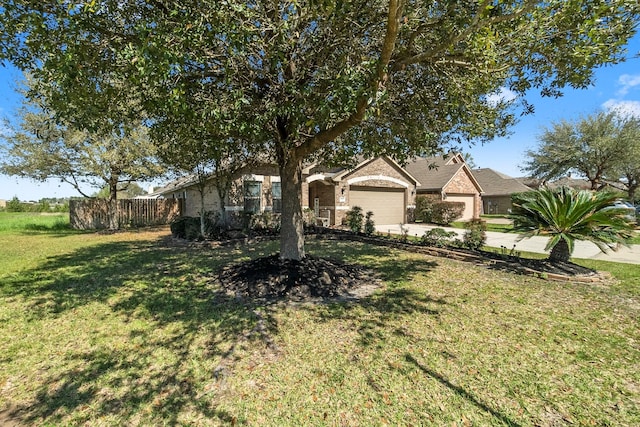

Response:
(243, 181), (261, 213)
(272, 182), (282, 213)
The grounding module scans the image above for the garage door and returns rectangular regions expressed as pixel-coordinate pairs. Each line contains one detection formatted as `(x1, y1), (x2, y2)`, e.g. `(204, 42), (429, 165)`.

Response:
(349, 186), (405, 224)
(446, 195), (475, 220)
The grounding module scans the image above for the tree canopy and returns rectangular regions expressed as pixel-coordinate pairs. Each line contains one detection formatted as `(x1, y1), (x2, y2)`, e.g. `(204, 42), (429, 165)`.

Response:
(1, 0), (638, 259)
(523, 111), (640, 200)
(0, 83), (165, 201)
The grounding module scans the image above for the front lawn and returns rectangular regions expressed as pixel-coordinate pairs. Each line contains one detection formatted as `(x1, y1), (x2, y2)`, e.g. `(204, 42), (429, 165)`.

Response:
(1, 226), (639, 425)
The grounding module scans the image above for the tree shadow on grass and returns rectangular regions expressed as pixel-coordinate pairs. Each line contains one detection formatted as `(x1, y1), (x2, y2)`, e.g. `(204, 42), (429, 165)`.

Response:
(2, 236), (444, 425)
(1, 236), (282, 425)
(403, 354), (523, 427)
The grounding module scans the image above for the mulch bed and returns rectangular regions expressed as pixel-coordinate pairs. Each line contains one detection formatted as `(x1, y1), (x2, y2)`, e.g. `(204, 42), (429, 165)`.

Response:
(218, 254), (381, 302)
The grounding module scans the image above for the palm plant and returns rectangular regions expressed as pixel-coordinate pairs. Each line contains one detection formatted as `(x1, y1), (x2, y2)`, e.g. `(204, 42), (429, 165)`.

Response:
(510, 187), (635, 262)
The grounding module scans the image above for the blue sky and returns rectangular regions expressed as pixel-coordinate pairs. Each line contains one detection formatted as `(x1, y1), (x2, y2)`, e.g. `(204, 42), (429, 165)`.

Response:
(1, 34), (639, 201)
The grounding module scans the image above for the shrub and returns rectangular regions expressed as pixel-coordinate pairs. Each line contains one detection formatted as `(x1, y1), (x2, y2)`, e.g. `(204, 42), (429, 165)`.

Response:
(364, 211), (375, 235)
(420, 228), (458, 247)
(415, 195), (438, 222)
(170, 213), (221, 240)
(345, 206), (364, 233)
(249, 211), (281, 235)
(430, 201), (465, 225)
(463, 218), (487, 250)
(415, 195), (464, 225)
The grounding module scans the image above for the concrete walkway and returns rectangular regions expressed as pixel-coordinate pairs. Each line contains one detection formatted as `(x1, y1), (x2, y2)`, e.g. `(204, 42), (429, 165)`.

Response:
(375, 223), (640, 265)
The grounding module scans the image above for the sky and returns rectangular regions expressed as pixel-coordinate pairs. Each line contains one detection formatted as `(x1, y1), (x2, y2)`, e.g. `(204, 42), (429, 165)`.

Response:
(1, 33), (639, 202)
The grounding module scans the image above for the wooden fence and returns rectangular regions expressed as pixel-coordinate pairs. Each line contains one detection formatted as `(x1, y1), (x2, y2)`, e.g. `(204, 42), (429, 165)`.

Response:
(70, 199), (182, 230)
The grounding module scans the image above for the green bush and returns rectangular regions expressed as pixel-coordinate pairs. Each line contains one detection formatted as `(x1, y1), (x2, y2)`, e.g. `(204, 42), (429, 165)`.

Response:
(415, 195), (464, 225)
(170, 213), (221, 240)
(364, 211), (376, 236)
(463, 218), (487, 250)
(345, 206), (364, 233)
(6, 197), (25, 212)
(431, 201), (465, 225)
(415, 195), (437, 222)
(420, 228), (458, 247)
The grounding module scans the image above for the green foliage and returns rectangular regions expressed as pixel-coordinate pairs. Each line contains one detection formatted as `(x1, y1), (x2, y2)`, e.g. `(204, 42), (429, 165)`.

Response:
(2, 0), (638, 259)
(345, 206), (364, 233)
(170, 216), (217, 241)
(6, 196), (24, 212)
(364, 211), (376, 236)
(510, 187), (636, 262)
(415, 195), (464, 225)
(431, 202), (465, 226)
(420, 228), (458, 248)
(249, 211), (281, 235)
(523, 112), (639, 196)
(463, 219), (488, 250)
(94, 182), (147, 199)
(415, 195), (437, 223)
(0, 78), (165, 200)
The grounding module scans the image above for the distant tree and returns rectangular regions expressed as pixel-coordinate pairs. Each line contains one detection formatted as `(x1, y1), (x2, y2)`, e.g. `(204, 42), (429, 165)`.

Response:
(510, 187), (635, 263)
(6, 196), (24, 212)
(1, 1), (638, 260)
(609, 117), (640, 203)
(523, 112), (631, 190)
(94, 182), (146, 200)
(0, 81), (166, 228)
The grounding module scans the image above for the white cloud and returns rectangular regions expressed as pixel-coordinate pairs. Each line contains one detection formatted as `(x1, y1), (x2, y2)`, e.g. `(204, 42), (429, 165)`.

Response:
(602, 99), (640, 118)
(616, 74), (640, 96)
(485, 87), (517, 107)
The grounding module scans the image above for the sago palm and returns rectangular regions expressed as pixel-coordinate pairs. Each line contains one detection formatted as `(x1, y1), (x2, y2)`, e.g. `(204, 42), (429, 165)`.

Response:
(510, 187), (635, 263)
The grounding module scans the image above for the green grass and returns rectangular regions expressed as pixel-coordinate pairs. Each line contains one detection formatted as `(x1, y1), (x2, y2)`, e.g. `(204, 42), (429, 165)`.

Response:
(0, 212), (71, 233)
(1, 221), (639, 425)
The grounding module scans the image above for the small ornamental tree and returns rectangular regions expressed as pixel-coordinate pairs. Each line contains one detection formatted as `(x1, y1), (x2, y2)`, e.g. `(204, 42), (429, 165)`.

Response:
(345, 206), (364, 233)
(510, 187), (635, 263)
(364, 211), (376, 236)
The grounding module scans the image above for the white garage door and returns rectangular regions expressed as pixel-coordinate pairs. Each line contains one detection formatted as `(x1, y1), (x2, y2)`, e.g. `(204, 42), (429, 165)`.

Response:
(349, 187), (405, 225)
(446, 195), (475, 220)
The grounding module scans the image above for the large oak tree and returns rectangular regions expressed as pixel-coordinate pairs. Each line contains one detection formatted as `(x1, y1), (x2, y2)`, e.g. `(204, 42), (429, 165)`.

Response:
(1, 0), (638, 260)
(523, 111), (640, 198)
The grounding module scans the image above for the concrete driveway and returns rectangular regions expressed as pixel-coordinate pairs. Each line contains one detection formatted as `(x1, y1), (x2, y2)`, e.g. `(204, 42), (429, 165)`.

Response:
(375, 223), (640, 264)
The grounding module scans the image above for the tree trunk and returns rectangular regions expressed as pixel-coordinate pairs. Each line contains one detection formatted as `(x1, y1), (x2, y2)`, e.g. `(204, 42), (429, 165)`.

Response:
(279, 157), (305, 261)
(108, 176), (119, 230)
(199, 188), (206, 238)
(549, 238), (571, 263)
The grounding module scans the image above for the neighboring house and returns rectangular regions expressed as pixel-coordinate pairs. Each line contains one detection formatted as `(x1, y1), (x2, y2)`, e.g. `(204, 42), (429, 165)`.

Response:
(405, 153), (483, 221)
(473, 168), (533, 214)
(156, 153), (482, 227)
(0, 199), (6, 209)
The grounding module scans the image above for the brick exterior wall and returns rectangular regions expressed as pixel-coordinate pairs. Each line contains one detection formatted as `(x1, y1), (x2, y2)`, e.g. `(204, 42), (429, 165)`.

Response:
(336, 157), (415, 225)
(442, 168), (481, 219)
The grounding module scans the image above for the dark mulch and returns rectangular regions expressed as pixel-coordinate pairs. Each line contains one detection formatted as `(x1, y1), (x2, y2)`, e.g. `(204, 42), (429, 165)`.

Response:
(479, 250), (597, 276)
(218, 254), (381, 302)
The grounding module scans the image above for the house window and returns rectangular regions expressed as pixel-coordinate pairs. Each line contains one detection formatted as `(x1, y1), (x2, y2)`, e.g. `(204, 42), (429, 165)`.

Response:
(244, 181), (261, 213)
(272, 182), (282, 213)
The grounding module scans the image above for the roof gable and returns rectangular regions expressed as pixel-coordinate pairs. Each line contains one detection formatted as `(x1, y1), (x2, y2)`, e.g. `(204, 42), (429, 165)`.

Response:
(405, 155), (482, 193)
(473, 168), (532, 196)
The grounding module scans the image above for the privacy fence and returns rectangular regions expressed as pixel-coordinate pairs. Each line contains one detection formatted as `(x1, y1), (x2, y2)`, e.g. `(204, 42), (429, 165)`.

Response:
(70, 199), (182, 230)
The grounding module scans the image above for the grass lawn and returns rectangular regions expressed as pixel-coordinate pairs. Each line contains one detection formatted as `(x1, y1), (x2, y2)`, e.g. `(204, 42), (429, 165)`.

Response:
(1, 220), (639, 425)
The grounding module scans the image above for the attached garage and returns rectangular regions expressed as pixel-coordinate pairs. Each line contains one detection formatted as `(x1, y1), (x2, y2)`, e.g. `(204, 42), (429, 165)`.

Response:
(349, 186), (406, 224)
(445, 195), (475, 220)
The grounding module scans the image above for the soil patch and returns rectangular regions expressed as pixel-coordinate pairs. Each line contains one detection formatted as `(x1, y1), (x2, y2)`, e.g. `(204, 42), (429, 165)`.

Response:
(218, 254), (381, 302)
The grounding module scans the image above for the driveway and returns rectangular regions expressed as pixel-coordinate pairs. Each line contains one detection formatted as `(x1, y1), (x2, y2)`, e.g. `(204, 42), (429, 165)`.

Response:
(375, 223), (640, 265)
